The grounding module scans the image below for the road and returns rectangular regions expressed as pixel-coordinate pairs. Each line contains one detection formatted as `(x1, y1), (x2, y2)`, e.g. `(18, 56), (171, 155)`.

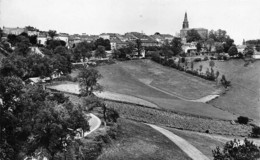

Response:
(147, 124), (210, 160)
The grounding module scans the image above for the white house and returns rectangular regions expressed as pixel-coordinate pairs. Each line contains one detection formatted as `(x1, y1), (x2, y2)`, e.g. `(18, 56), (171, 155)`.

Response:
(55, 33), (69, 46)
(37, 34), (48, 46)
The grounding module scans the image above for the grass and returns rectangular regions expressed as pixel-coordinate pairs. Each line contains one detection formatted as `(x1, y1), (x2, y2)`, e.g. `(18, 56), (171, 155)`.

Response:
(194, 59), (260, 122)
(93, 59), (235, 120)
(97, 118), (192, 160)
(98, 59), (218, 99)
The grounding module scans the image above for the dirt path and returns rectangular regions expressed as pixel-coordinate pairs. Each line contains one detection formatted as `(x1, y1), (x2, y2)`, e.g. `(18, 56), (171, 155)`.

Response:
(145, 82), (219, 103)
(84, 113), (102, 137)
(147, 124), (210, 160)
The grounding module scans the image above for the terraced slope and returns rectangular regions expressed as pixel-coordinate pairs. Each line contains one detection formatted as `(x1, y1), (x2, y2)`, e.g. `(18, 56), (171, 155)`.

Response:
(194, 60), (260, 122)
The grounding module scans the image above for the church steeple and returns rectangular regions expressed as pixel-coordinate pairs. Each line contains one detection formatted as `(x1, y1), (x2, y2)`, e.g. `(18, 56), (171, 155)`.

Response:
(182, 12), (189, 29)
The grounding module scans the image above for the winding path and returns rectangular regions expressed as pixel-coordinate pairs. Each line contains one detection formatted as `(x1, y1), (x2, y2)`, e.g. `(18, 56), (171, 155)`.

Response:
(84, 113), (101, 137)
(147, 124), (210, 160)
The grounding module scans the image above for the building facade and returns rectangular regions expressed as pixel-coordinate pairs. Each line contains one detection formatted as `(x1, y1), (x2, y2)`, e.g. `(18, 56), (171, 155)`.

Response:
(180, 12), (208, 41)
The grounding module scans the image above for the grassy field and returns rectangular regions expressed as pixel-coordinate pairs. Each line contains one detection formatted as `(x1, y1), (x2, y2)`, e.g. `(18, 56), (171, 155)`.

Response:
(97, 118), (192, 160)
(94, 59), (236, 120)
(194, 60), (260, 122)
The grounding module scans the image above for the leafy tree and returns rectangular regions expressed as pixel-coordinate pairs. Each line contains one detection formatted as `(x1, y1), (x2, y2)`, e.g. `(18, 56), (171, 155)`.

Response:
(7, 34), (18, 46)
(48, 30), (57, 39)
(78, 67), (102, 96)
(205, 38), (215, 52)
(209, 60), (215, 68)
(223, 38), (234, 53)
(196, 42), (202, 52)
(95, 45), (106, 58)
(170, 37), (182, 55)
(29, 35), (38, 45)
(228, 45), (238, 57)
(161, 41), (173, 60)
(46, 39), (65, 50)
(244, 46), (254, 57)
(73, 41), (94, 62)
(0, 27), (3, 39)
(256, 45), (260, 52)
(94, 38), (111, 50)
(186, 29), (202, 42)
(15, 35), (31, 56)
(136, 39), (142, 57)
(212, 139), (260, 160)
(215, 42), (224, 54)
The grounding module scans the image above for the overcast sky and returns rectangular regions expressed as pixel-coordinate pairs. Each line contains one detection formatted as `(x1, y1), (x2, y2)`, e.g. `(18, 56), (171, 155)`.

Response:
(1, 0), (260, 44)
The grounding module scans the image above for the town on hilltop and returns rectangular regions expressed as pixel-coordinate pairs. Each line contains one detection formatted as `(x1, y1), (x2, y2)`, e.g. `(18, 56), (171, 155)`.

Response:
(1, 10), (260, 160)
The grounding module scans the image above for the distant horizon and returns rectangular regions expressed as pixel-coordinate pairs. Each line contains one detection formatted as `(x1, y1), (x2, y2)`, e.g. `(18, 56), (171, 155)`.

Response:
(1, 0), (260, 45)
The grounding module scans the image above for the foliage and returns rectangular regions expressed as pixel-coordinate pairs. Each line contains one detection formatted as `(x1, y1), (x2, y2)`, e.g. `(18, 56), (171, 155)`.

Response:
(237, 116), (249, 124)
(94, 38), (111, 50)
(136, 39), (142, 57)
(95, 45), (106, 58)
(228, 45), (238, 57)
(46, 39), (66, 50)
(244, 46), (254, 57)
(186, 29), (202, 42)
(73, 41), (94, 62)
(196, 42), (202, 52)
(78, 67), (102, 96)
(215, 42), (224, 54)
(220, 75), (231, 88)
(48, 30), (57, 39)
(212, 139), (260, 160)
(170, 37), (183, 55)
(251, 126), (260, 138)
(0, 81), (90, 159)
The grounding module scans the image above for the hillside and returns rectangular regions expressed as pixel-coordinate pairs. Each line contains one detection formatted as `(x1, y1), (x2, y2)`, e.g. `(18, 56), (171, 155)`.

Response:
(96, 59), (235, 120)
(194, 60), (260, 122)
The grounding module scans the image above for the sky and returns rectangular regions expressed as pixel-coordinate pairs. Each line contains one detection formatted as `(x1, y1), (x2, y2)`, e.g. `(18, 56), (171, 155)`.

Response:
(0, 0), (260, 44)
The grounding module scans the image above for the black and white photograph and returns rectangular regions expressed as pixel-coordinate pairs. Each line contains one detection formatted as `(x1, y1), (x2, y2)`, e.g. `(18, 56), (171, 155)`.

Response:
(0, 0), (260, 159)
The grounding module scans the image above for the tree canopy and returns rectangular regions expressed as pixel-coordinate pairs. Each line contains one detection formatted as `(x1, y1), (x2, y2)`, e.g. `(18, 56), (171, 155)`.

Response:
(186, 29), (202, 42)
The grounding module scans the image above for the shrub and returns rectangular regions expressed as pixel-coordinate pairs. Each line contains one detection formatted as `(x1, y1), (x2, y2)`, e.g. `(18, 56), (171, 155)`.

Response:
(237, 116), (249, 124)
(251, 126), (260, 138)
(204, 56), (209, 61)
(212, 139), (260, 160)
(194, 58), (201, 62)
(151, 51), (161, 63)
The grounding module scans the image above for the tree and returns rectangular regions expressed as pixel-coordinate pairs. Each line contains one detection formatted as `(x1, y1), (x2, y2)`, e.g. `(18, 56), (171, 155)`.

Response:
(196, 42), (202, 52)
(212, 139), (260, 160)
(186, 29), (202, 42)
(73, 41), (94, 62)
(170, 38), (183, 55)
(94, 38), (111, 50)
(15, 35), (31, 56)
(223, 38), (234, 53)
(48, 30), (57, 39)
(209, 60), (215, 68)
(228, 45), (238, 57)
(215, 42), (224, 54)
(78, 67), (102, 96)
(136, 39), (142, 57)
(95, 45), (106, 58)
(244, 46), (254, 57)
(205, 38), (215, 52)
(0, 27), (3, 39)
(7, 34), (18, 46)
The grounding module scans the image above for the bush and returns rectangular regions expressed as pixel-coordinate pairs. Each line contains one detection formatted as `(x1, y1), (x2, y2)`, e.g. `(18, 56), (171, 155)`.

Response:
(194, 58), (201, 62)
(204, 56), (209, 61)
(251, 126), (260, 138)
(237, 116), (249, 124)
(212, 139), (260, 160)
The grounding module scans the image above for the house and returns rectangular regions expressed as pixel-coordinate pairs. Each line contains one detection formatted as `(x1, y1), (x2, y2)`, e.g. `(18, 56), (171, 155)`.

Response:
(37, 33), (48, 45)
(3, 27), (25, 35)
(182, 42), (197, 56)
(125, 32), (158, 47)
(54, 33), (69, 46)
(110, 36), (127, 50)
(237, 45), (247, 54)
(150, 34), (174, 46)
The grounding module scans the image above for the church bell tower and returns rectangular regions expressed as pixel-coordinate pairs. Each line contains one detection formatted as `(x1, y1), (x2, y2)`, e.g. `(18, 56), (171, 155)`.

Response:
(182, 12), (189, 29)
